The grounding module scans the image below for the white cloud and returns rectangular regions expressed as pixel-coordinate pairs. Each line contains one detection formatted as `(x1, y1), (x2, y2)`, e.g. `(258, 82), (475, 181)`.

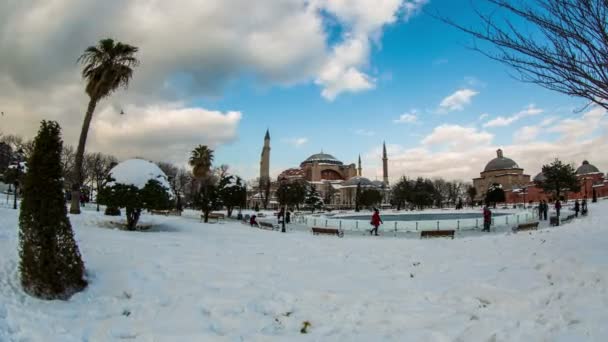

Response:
(91, 104), (241, 163)
(315, 0), (428, 99)
(394, 110), (418, 123)
(438, 89), (479, 112)
(484, 104), (543, 128)
(0, 0), (428, 163)
(355, 129), (376, 136)
(283, 137), (309, 147)
(422, 124), (493, 150)
(549, 106), (606, 142)
(366, 107), (608, 182)
(513, 126), (540, 143)
(479, 113), (490, 120)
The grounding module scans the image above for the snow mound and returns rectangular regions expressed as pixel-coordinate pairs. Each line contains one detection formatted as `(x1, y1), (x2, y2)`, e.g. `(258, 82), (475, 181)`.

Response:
(108, 159), (171, 191)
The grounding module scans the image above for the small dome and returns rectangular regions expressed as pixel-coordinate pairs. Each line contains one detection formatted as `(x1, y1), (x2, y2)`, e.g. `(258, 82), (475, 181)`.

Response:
(484, 149), (520, 172)
(576, 160), (600, 175)
(533, 172), (546, 183)
(301, 152), (343, 166)
(341, 176), (375, 187)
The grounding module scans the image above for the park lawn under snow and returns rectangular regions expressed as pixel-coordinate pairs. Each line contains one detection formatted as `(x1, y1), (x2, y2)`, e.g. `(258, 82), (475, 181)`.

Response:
(1, 202), (608, 341)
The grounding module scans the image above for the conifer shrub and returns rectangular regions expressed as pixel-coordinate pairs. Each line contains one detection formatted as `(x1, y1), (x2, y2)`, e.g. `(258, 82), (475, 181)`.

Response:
(104, 206), (121, 216)
(98, 179), (171, 230)
(19, 121), (87, 300)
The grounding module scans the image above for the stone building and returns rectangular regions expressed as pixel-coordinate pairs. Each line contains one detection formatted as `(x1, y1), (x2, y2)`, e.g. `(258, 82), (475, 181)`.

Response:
(248, 130), (391, 209)
(472, 149), (531, 201)
(473, 149), (608, 204)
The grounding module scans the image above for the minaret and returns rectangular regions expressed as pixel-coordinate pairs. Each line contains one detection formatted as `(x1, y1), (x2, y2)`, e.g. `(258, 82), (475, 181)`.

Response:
(357, 154), (362, 176)
(382, 141), (389, 186)
(260, 129), (270, 182)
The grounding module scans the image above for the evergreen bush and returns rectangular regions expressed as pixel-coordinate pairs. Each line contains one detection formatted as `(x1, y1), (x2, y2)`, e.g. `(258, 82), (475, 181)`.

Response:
(19, 121), (87, 300)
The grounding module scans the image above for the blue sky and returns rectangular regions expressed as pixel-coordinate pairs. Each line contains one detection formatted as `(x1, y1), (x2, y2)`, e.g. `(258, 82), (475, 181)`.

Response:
(1, 0), (605, 182)
(199, 0), (593, 181)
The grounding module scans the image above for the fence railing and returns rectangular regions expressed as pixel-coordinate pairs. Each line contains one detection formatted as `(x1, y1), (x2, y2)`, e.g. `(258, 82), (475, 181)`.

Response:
(296, 211), (535, 233)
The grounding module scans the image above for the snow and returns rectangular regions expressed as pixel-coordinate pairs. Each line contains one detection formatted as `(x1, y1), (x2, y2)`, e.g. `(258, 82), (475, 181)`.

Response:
(108, 159), (171, 191)
(1, 201), (608, 340)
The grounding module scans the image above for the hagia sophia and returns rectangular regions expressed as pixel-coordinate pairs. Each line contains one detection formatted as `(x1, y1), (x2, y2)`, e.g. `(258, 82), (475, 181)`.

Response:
(473, 149), (608, 203)
(249, 130), (390, 209)
(248, 129), (608, 209)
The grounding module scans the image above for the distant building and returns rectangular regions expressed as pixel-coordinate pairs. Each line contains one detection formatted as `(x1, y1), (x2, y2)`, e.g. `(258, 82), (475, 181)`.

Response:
(248, 131), (391, 210)
(473, 149), (531, 201)
(473, 149), (608, 204)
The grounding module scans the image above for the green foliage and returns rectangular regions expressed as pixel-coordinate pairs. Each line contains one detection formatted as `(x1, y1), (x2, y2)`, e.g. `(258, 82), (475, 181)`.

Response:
(98, 179), (171, 230)
(78, 38), (139, 100)
(104, 206), (121, 216)
(18, 121), (87, 300)
(276, 180), (306, 208)
(218, 175), (247, 217)
(411, 178), (436, 209)
(485, 183), (506, 207)
(189, 145), (214, 179)
(194, 180), (221, 223)
(304, 184), (323, 212)
(359, 188), (383, 208)
(536, 159), (581, 198)
(391, 176), (412, 210)
(467, 185), (477, 206)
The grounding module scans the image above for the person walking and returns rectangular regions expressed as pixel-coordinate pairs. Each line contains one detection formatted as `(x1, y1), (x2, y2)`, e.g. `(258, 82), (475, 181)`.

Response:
(482, 205), (492, 232)
(277, 208), (285, 224)
(542, 200), (548, 220)
(538, 201), (543, 220)
(249, 214), (257, 227)
(370, 208), (383, 236)
(555, 199), (562, 219)
(286, 210), (291, 224)
(574, 200), (580, 217)
(582, 199), (588, 216)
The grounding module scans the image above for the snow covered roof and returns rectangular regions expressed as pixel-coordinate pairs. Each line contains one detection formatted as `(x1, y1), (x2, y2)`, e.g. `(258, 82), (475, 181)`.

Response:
(109, 159), (171, 191)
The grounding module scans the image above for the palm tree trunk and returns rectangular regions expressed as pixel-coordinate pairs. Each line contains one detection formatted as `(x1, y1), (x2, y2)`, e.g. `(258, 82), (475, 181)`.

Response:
(70, 98), (97, 214)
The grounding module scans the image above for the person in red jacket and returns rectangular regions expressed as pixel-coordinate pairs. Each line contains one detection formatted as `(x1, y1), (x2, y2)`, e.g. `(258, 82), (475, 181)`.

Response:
(370, 208), (383, 236)
(482, 205), (492, 232)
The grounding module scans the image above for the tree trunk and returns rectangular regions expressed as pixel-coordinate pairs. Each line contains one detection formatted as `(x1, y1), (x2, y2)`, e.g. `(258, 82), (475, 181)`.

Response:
(70, 98), (97, 214)
(126, 207), (141, 230)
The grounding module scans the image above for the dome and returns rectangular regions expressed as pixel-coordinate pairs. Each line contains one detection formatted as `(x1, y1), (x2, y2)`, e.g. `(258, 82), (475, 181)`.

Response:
(484, 149), (520, 172)
(301, 152), (343, 166)
(533, 172), (546, 183)
(576, 160), (600, 175)
(341, 176), (375, 187)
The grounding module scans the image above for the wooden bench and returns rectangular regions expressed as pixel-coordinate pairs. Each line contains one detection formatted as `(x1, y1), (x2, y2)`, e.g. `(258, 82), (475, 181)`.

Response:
(420, 230), (455, 239)
(201, 213), (225, 222)
(151, 209), (182, 216)
(311, 227), (344, 237)
(514, 221), (539, 232)
(258, 221), (279, 231)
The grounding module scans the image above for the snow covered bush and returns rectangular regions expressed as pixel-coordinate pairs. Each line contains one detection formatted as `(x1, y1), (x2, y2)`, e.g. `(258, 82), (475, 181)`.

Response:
(19, 121), (87, 300)
(98, 159), (172, 230)
(218, 175), (246, 217)
(304, 184), (323, 212)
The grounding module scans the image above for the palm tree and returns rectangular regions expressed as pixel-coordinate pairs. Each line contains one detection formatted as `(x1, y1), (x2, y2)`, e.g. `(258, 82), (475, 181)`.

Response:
(189, 145), (214, 180)
(69, 39), (139, 214)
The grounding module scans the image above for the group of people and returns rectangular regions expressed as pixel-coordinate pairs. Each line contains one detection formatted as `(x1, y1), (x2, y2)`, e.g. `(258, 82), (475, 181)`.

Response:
(537, 199), (588, 221)
(573, 199), (588, 217)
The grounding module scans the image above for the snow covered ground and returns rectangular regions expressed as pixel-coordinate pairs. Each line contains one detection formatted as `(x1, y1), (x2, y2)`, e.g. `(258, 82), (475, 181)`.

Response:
(1, 201), (608, 341)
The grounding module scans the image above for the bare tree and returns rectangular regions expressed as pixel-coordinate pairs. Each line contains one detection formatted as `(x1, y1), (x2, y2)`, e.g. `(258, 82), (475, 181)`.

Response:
(441, 0), (608, 110)
(87, 153), (117, 211)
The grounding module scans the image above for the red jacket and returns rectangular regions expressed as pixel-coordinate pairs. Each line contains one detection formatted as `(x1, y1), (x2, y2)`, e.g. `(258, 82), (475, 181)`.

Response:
(483, 208), (492, 222)
(371, 212), (382, 226)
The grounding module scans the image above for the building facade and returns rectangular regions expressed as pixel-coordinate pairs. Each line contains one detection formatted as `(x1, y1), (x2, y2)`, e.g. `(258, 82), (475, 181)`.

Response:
(473, 149), (608, 204)
(248, 130), (391, 209)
